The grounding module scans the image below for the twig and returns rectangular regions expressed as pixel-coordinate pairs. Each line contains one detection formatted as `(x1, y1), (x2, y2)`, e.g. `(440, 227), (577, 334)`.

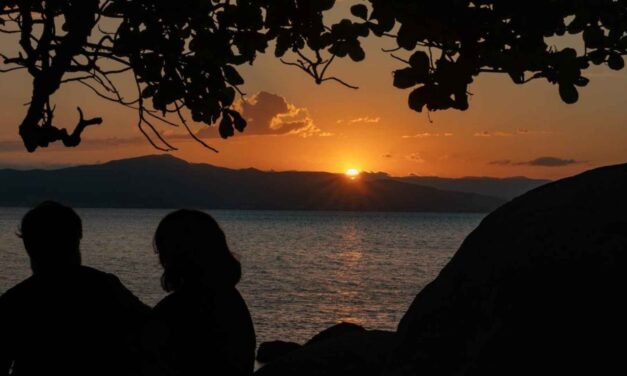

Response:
(176, 107), (219, 153)
(321, 76), (359, 89)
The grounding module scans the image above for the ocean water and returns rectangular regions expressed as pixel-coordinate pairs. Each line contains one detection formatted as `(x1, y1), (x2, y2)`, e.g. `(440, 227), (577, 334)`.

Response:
(0, 208), (484, 344)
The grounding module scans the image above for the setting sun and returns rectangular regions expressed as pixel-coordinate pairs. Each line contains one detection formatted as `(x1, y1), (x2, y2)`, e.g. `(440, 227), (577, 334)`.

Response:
(346, 168), (360, 179)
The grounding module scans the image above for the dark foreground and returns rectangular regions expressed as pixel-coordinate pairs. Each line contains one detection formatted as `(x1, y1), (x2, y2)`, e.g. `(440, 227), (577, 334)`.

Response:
(255, 162), (627, 375)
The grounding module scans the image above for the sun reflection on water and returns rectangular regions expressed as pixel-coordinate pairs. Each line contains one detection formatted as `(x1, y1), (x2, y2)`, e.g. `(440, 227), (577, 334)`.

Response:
(315, 221), (368, 326)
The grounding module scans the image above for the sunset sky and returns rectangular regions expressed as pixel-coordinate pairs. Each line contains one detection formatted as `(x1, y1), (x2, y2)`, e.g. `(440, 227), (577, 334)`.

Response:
(1, 2), (627, 179)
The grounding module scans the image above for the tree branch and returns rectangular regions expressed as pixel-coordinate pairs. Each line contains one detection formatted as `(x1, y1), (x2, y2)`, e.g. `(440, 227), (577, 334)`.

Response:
(62, 107), (103, 147)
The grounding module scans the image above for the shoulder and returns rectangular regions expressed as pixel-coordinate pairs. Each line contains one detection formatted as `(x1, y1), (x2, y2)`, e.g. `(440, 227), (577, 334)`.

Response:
(0, 275), (37, 308)
(0, 276), (41, 327)
(216, 288), (250, 312)
(77, 265), (119, 282)
(152, 292), (185, 317)
(76, 266), (130, 293)
(213, 288), (254, 330)
(78, 266), (150, 314)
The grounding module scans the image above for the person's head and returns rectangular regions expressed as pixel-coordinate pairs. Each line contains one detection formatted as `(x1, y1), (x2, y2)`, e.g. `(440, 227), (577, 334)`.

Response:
(18, 201), (82, 273)
(153, 209), (241, 292)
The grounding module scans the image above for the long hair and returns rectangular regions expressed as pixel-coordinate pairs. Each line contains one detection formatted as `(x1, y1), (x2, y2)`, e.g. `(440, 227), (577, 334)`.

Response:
(153, 209), (241, 292)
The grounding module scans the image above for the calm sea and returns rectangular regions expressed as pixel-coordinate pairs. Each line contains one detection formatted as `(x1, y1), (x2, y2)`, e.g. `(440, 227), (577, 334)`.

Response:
(0, 208), (484, 344)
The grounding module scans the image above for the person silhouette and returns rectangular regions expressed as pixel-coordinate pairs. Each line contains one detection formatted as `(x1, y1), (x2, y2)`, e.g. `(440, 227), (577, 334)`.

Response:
(142, 210), (255, 376)
(0, 201), (149, 376)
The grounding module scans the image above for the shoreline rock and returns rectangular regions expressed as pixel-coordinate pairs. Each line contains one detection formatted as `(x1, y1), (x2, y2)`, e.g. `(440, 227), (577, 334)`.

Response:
(256, 341), (302, 364)
(256, 323), (396, 376)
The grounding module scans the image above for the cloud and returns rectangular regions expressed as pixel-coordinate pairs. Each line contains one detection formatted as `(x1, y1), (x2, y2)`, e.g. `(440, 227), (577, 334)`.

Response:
(382, 154), (393, 158)
(349, 117), (380, 124)
(490, 157), (583, 167)
(336, 116), (381, 125)
(474, 131), (514, 137)
(402, 132), (453, 139)
(489, 159), (513, 166)
(0, 140), (29, 153)
(406, 153), (425, 163)
(197, 91), (330, 138)
(516, 128), (553, 135)
(520, 157), (582, 167)
(476, 129), (553, 137)
(0, 136), (147, 153)
(1, 92), (329, 153)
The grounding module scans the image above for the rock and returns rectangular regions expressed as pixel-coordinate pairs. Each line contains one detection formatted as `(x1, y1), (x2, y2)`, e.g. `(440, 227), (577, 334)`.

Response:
(256, 330), (397, 376)
(305, 322), (366, 345)
(257, 341), (302, 364)
(387, 163), (627, 375)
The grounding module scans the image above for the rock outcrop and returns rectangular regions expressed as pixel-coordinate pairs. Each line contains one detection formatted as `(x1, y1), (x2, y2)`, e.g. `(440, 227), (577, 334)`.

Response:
(305, 322), (366, 345)
(388, 163), (627, 375)
(256, 341), (302, 364)
(256, 323), (397, 376)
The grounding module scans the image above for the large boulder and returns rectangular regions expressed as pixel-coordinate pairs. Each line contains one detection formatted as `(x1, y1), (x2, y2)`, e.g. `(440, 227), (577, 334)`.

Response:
(388, 163), (627, 375)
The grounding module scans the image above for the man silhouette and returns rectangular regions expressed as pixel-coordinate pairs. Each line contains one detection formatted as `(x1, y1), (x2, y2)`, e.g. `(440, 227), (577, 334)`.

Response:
(0, 202), (149, 376)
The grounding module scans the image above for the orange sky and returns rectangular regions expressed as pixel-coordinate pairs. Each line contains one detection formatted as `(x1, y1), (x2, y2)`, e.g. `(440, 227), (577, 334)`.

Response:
(1, 3), (627, 179)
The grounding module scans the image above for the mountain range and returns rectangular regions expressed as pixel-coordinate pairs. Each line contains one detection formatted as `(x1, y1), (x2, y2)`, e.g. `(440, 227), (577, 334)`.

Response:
(0, 155), (548, 212)
(390, 176), (549, 200)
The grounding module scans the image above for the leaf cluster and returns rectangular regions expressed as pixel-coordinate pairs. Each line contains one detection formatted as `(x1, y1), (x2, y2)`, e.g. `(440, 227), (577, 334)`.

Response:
(1, 0), (627, 151)
(375, 0), (627, 111)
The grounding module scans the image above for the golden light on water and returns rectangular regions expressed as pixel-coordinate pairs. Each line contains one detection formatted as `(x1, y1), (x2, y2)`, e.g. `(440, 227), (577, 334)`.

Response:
(345, 168), (360, 179)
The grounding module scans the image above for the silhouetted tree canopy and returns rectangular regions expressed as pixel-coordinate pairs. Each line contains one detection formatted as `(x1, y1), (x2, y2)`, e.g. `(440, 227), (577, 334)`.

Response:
(1, 0), (626, 151)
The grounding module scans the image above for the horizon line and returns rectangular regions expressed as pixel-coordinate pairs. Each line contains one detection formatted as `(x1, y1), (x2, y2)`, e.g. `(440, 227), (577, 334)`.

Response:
(0, 153), (553, 181)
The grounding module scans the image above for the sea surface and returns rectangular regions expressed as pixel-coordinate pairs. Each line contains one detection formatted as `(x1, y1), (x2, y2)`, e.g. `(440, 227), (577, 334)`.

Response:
(0, 208), (484, 344)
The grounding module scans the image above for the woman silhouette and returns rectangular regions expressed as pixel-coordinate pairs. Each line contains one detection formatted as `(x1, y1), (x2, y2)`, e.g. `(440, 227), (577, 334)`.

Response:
(144, 210), (255, 376)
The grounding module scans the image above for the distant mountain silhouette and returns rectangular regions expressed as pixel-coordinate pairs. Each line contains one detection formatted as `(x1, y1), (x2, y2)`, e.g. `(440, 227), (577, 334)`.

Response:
(380, 176), (550, 201)
(0, 155), (506, 212)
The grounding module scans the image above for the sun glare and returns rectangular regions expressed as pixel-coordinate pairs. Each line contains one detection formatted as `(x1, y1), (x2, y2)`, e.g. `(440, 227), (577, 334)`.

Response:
(346, 168), (360, 179)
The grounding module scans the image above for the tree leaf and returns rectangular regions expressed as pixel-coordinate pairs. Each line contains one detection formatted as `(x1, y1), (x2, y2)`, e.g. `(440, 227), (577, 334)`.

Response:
(397, 24), (417, 50)
(394, 68), (417, 89)
(221, 87), (236, 107)
(348, 44), (366, 62)
(608, 53), (625, 70)
(223, 65), (244, 86)
(350, 4), (368, 20)
(219, 114), (235, 138)
(408, 87), (428, 112)
(574, 76), (590, 87)
(559, 83), (579, 104)
(141, 85), (157, 99)
(409, 51), (430, 81)
(231, 111), (247, 132)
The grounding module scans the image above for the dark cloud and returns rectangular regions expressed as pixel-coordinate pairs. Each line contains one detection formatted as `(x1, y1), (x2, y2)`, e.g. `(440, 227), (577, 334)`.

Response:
(0, 137), (147, 153)
(197, 91), (329, 138)
(474, 131), (513, 137)
(489, 159), (513, 166)
(406, 153), (425, 163)
(520, 157), (582, 167)
(490, 157), (583, 167)
(0, 140), (25, 153)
